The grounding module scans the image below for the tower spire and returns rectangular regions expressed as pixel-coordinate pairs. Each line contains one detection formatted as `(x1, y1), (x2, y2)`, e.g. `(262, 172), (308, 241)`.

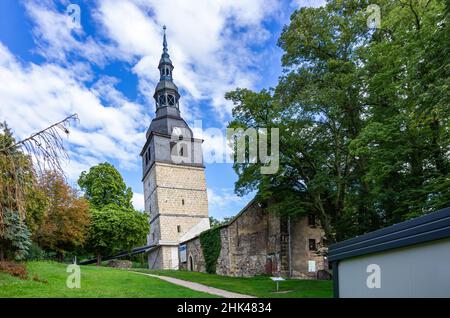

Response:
(152, 25), (181, 118)
(162, 25), (168, 55)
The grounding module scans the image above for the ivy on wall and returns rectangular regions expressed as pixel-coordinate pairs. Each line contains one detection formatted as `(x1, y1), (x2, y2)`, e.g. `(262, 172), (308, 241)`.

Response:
(199, 227), (221, 274)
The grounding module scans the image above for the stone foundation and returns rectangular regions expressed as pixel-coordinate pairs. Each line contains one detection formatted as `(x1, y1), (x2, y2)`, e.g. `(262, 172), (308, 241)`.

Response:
(107, 260), (132, 269)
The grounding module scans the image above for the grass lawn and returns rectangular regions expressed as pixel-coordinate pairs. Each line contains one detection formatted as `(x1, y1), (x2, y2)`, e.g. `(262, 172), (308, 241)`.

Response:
(133, 269), (333, 298)
(0, 261), (216, 298)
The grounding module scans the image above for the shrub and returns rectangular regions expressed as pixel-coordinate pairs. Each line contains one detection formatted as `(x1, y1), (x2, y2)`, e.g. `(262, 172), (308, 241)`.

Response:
(0, 261), (28, 279)
(26, 243), (46, 261)
(199, 227), (222, 274)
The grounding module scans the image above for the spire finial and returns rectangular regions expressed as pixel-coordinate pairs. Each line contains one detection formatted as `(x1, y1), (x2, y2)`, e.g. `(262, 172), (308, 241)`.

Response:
(162, 25), (168, 54)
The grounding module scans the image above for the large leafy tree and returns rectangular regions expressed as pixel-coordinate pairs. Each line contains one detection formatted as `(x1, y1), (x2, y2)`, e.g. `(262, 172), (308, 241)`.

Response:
(351, 0), (450, 223)
(33, 172), (90, 259)
(78, 162), (133, 209)
(86, 204), (149, 265)
(226, 0), (449, 241)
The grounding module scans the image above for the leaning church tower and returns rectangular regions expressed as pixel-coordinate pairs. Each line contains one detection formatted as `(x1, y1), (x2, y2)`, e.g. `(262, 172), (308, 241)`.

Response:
(141, 26), (210, 269)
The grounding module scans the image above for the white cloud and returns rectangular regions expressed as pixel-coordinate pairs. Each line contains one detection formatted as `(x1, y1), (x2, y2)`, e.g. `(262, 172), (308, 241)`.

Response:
(1, 0), (284, 193)
(24, 0), (111, 66)
(132, 192), (145, 211)
(20, 0), (282, 124)
(0, 43), (148, 182)
(94, 0), (281, 120)
(207, 188), (244, 209)
(291, 0), (326, 8)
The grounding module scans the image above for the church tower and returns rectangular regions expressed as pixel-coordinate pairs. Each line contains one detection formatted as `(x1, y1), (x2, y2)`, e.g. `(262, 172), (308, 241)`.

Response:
(141, 26), (210, 270)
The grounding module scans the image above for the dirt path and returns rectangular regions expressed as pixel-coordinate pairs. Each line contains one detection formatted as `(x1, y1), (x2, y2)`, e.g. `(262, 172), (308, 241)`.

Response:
(134, 272), (255, 298)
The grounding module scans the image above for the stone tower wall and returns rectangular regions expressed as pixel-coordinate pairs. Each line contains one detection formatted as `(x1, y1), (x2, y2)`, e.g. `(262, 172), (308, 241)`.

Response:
(145, 161), (210, 270)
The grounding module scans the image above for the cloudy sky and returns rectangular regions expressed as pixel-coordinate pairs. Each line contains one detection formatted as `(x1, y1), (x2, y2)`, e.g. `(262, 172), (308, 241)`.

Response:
(0, 0), (324, 219)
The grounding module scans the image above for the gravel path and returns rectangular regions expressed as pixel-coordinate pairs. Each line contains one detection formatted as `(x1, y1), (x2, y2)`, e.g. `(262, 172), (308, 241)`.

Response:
(134, 272), (255, 298)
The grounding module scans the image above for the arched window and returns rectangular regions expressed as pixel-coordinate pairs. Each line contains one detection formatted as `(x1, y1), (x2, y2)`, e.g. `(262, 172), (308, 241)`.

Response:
(162, 67), (170, 77)
(189, 255), (194, 271)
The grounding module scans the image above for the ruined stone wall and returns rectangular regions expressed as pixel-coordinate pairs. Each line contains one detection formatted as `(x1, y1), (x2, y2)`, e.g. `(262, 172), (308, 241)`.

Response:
(216, 203), (277, 277)
(215, 226), (230, 275)
(179, 201), (329, 279)
(179, 237), (206, 272)
(290, 216), (327, 278)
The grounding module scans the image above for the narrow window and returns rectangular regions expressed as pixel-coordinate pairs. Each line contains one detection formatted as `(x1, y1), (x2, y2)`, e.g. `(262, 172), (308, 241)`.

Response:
(170, 142), (177, 156)
(168, 94), (175, 106)
(308, 239), (316, 251)
(159, 94), (166, 106)
(180, 144), (188, 157)
(308, 214), (316, 226)
(177, 225), (181, 233)
(182, 199), (185, 205)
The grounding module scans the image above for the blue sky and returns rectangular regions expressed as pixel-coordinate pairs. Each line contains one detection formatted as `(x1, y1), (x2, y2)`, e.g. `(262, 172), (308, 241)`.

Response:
(0, 0), (324, 220)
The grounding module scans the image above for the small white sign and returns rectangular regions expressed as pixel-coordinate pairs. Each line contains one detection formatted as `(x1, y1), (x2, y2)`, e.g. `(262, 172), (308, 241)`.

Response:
(270, 277), (285, 281)
(308, 260), (316, 272)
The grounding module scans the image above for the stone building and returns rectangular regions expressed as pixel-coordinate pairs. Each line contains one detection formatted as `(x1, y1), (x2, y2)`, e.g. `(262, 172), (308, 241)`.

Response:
(141, 27), (210, 270)
(179, 199), (329, 279)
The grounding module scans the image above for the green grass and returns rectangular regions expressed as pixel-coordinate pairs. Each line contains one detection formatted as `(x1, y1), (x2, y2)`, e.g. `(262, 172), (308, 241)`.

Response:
(133, 269), (333, 298)
(0, 261), (216, 298)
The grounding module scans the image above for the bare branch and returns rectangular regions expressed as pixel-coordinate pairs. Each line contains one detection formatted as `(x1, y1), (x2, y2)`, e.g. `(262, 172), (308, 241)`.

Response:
(0, 114), (79, 234)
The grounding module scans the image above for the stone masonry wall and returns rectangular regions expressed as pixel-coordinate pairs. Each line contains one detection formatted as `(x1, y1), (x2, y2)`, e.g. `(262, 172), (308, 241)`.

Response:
(179, 237), (206, 272)
(290, 216), (327, 278)
(154, 162), (209, 242)
(146, 161), (210, 270)
(179, 201), (328, 279)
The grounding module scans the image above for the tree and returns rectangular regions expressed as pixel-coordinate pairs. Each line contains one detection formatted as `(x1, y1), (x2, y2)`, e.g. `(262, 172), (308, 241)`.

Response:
(33, 172), (90, 259)
(226, 0), (449, 241)
(350, 0), (450, 222)
(78, 163), (133, 210)
(86, 204), (149, 265)
(0, 209), (31, 261)
(0, 116), (77, 260)
(0, 123), (34, 260)
(209, 216), (233, 228)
